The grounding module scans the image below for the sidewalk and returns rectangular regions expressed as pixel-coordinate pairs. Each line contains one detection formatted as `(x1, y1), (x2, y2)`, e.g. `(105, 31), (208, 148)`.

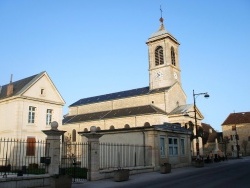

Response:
(72, 163), (214, 188)
(72, 157), (249, 188)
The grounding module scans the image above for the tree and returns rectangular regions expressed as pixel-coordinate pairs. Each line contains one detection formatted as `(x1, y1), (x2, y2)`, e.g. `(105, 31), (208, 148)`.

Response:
(219, 136), (230, 156)
(241, 139), (248, 156)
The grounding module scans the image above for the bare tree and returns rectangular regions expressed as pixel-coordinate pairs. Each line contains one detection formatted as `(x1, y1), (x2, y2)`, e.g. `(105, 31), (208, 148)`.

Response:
(241, 139), (248, 156)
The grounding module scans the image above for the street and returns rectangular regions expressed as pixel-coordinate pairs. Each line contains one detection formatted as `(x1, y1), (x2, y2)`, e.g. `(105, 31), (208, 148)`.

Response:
(76, 157), (250, 188)
(119, 158), (250, 188)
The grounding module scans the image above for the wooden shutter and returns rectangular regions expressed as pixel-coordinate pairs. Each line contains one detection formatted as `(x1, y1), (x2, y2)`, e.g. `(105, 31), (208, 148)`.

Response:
(26, 137), (36, 156)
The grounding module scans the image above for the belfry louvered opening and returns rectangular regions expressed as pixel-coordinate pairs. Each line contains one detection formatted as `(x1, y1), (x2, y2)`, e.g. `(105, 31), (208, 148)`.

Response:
(155, 46), (164, 66)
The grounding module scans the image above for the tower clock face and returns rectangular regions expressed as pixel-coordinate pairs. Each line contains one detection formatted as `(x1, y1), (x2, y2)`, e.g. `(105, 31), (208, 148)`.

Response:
(174, 72), (178, 79)
(155, 72), (163, 79)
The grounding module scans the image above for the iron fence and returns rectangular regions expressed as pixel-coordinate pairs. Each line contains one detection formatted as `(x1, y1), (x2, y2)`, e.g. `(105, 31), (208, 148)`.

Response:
(60, 141), (88, 182)
(0, 138), (49, 177)
(99, 143), (152, 170)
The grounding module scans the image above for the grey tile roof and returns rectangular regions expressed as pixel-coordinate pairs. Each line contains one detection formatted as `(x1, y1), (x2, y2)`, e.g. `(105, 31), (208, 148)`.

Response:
(152, 122), (191, 134)
(0, 73), (39, 99)
(78, 122), (191, 135)
(168, 104), (193, 115)
(63, 105), (167, 124)
(69, 86), (171, 107)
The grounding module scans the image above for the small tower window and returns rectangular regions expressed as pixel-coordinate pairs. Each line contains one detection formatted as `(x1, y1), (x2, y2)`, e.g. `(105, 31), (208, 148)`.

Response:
(171, 46), (176, 66)
(155, 46), (164, 66)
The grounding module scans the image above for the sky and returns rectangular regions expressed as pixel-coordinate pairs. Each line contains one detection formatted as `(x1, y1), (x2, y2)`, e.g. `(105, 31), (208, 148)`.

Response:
(0, 0), (249, 132)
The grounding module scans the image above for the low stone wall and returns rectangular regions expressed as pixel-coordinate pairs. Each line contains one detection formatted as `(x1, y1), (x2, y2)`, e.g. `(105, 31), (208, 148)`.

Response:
(0, 174), (72, 188)
(99, 166), (155, 180)
(0, 175), (50, 188)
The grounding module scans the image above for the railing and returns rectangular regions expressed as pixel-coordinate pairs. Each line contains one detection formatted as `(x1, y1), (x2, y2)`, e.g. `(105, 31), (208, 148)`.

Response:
(99, 143), (152, 170)
(0, 138), (49, 177)
(60, 142), (89, 182)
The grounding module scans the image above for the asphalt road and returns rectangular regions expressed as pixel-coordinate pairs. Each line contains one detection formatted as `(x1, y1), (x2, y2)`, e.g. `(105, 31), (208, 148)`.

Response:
(73, 157), (250, 188)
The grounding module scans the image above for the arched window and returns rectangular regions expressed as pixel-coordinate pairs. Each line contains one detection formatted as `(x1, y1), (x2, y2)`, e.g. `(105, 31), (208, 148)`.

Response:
(124, 124), (130, 129)
(155, 46), (164, 66)
(110, 125), (115, 130)
(72, 129), (76, 142)
(144, 122), (150, 127)
(171, 46), (176, 66)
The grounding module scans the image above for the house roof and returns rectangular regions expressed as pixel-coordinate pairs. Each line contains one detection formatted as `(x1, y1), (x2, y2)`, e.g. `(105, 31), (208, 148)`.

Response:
(152, 122), (191, 134)
(0, 71), (65, 105)
(63, 105), (167, 124)
(78, 122), (191, 135)
(0, 73), (40, 99)
(201, 123), (221, 144)
(69, 86), (170, 107)
(222, 112), (250, 125)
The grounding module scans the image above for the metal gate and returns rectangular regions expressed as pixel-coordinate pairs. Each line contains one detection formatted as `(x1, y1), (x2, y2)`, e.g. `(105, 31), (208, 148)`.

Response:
(60, 141), (89, 182)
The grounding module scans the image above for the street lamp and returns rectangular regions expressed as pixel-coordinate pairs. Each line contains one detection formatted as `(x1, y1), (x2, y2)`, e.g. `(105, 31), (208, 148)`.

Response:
(193, 89), (209, 157)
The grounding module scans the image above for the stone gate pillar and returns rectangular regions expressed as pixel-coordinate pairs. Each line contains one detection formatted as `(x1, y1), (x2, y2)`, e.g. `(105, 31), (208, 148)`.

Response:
(42, 121), (66, 175)
(79, 126), (103, 181)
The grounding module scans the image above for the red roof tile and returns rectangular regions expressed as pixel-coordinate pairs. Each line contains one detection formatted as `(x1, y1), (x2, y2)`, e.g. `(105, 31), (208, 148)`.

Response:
(222, 112), (250, 125)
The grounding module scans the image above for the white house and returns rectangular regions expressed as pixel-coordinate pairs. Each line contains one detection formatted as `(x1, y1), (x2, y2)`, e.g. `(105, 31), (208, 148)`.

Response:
(0, 71), (65, 141)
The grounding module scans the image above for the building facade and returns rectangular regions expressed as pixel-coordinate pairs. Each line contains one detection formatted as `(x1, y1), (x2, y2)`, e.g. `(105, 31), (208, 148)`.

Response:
(222, 112), (250, 156)
(63, 17), (205, 156)
(0, 71), (65, 140)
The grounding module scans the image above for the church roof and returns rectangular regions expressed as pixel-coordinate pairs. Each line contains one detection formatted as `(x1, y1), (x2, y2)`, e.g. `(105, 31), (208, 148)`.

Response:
(69, 86), (170, 107)
(0, 73), (41, 99)
(147, 17), (179, 44)
(63, 105), (166, 124)
(222, 112), (250, 125)
(168, 104), (193, 115)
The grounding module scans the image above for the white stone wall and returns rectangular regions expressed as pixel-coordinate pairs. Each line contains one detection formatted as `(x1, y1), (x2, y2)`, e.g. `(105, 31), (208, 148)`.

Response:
(0, 73), (64, 140)
(62, 113), (169, 142)
(222, 123), (250, 156)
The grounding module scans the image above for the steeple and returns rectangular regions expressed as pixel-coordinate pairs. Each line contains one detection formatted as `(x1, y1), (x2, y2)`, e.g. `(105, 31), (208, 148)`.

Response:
(159, 6), (165, 31)
(146, 10), (181, 90)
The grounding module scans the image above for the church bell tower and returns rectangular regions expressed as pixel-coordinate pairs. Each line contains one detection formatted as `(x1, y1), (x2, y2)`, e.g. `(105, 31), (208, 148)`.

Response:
(147, 16), (181, 90)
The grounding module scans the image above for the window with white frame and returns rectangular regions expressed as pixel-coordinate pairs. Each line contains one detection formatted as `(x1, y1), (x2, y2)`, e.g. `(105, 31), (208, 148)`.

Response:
(28, 106), (36, 123)
(169, 137), (178, 156)
(46, 109), (52, 125)
(181, 138), (185, 155)
(160, 136), (166, 157)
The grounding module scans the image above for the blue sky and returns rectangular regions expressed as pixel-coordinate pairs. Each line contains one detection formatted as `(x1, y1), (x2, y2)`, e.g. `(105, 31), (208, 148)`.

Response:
(0, 0), (249, 131)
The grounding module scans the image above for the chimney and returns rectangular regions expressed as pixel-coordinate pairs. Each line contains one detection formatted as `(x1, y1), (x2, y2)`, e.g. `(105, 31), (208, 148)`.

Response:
(7, 74), (14, 96)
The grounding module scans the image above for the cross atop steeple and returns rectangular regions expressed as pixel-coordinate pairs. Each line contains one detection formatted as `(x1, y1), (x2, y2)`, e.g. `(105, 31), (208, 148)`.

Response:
(159, 5), (165, 31)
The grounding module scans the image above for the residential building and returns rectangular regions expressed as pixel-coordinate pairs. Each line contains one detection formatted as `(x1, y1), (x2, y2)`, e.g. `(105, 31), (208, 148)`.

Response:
(87, 122), (192, 168)
(0, 71), (65, 141)
(222, 112), (250, 156)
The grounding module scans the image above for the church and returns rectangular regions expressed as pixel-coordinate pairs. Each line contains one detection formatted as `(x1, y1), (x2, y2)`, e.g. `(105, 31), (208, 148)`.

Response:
(62, 16), (204, 156)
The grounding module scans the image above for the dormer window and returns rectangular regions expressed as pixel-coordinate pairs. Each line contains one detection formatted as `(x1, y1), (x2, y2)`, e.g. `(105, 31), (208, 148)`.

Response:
(155, 46), (164, 66)
(171, 46), (176, 66)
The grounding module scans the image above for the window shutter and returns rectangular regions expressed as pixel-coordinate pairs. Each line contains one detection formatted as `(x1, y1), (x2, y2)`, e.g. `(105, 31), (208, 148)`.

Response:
(26, 137), (36, 156)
